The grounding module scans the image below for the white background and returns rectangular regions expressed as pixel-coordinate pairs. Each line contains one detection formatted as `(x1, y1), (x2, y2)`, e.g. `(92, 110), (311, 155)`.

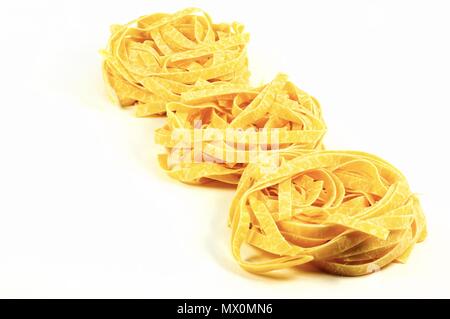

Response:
(0, 0), (449, 298)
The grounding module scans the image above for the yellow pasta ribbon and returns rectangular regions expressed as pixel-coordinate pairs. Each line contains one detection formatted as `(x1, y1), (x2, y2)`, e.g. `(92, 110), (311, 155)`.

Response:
(101, 7), (250, 116)
(229, 150), (427, 275)
(155, 73), (327, 184)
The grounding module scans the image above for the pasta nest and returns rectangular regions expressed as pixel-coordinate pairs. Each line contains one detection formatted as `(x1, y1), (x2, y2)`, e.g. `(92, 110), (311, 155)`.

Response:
(101, 7), (250, 116)
(229, 150), (427, 275)
(155, 73), (327, 184)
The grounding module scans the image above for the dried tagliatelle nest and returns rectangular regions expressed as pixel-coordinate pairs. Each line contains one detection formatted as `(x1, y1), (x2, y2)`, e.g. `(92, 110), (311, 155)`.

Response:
(101, 7), (250, 116)
(155, 73), (327, 184)
(229, 150), (427, 276)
